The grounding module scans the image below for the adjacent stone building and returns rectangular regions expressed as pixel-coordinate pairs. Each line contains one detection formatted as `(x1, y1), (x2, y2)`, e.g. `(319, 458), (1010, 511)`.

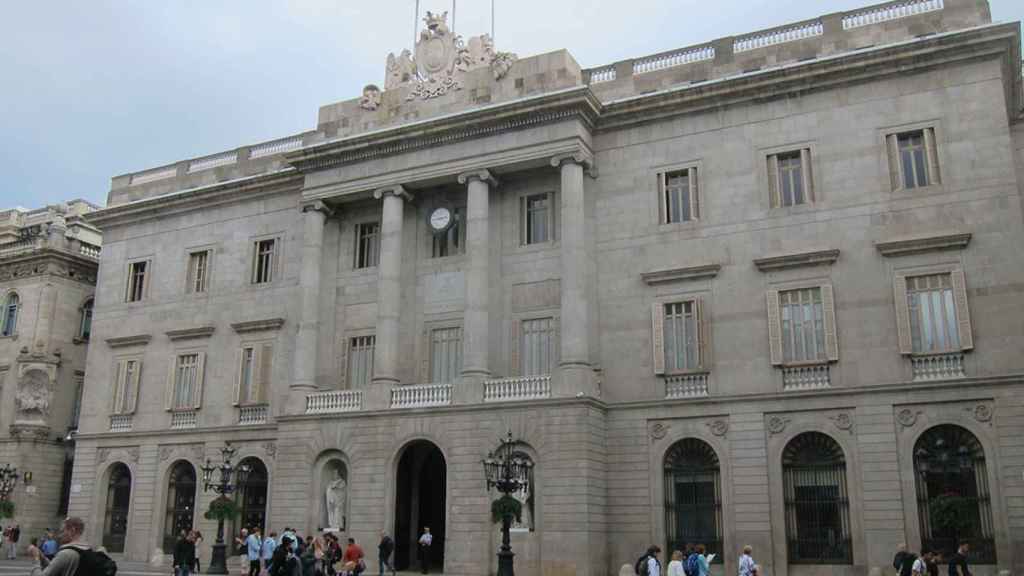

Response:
(0, 200), (100, 543)
(72, 0), (1024, 574)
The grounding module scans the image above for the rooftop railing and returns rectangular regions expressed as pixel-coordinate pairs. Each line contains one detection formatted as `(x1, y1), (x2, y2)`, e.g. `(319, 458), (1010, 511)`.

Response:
(842, 0), (944, 29)
(633, 46), (715, 75)
(733, 21), (824, 53)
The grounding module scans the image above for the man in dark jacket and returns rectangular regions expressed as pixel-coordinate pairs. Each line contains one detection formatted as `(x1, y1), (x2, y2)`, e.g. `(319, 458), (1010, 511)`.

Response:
(378, 531), (395, 576)
(894, 543), (917, 576)
(174, 531), (197, 576)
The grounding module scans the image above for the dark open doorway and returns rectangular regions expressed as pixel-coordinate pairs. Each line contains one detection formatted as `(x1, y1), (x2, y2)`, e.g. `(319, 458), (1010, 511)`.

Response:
(394, 440), (446, 572)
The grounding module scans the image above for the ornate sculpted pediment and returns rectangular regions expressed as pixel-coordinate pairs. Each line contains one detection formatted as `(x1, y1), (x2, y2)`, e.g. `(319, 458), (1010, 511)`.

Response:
(383, 11), (517, 101)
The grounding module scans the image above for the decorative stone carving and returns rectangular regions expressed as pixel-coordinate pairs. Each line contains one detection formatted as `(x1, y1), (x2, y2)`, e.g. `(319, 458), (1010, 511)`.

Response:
(97, 446), (139, 464)
(896, 408), (920, 428)
(263, 441), (277, 459)
(9, 424), (51, 441)
(706, 419), (729, 437)
(766, 415), (790, 435)
(360, 84), (382, 111)
(383, 11), (517, 101)
(968, 403), (993, 424)
(159, 446), (174, 462)
(830, 412), (855, 434)
(15, 367), (52, 421)
(649, 422), (669, 441)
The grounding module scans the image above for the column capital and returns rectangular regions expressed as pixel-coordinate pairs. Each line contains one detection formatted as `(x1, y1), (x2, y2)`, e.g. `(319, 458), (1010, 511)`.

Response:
(373, 185), (414, 202)
(301, 200), (334, 217)
(456, 169), (498, 187)
(551, 152), (597, 177)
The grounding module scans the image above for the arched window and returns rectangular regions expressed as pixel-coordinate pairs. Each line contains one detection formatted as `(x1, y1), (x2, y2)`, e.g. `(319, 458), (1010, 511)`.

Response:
(163, 461), (197, 552)
(914, 425), (995, 564)
(1, 292), (19, 336)
(234, 457), (268, 534)
(664, 438), (722, 559)
(79, 298), (94, 340)
(102, 463), (132, 553)
(782, 432), (852, 564)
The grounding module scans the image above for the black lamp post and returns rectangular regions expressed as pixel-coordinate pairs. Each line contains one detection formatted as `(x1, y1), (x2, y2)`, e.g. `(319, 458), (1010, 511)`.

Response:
(482, 431), (533, 576)
(200, 443), (250, 575)
(0, 464), (20, 500)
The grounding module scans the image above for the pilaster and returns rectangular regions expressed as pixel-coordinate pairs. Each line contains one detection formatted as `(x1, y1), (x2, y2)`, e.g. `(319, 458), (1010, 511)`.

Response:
(288, 200), (332, 414)
(456, 170), (496, 403)
(371, 186), (413, 406)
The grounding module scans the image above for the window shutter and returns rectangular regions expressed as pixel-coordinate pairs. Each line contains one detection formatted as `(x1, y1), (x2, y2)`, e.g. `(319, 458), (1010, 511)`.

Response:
(950, 269), (973, 350)
(420, 329), (431, 383)
(251, 242), (259, 283)
(688, 167), (700, 220)
(127, 361), (141, 414)
(519, 197), (527, 245)
(657, 173), (666, 224)
(510, 319), (521, 377)
(893, 274), (913, 355)
(923, 128), (940, 185)
(165, 356), (176, 411)
(886, 134), (902, 191)
(821, 284), (839, 361)
(800, 149), (814, 202)
(143, 261), (151, 299)
(338, 338), (349, 389)
(651, 303), (665, 375)
(272, 238), (282, 282)
(767, 155), (780, 208)
(552, 315), (561, 366)
(695, 298), (711, 369)
(193, 352), (206, 409)
(112, 360), (127, 414)
(257, 343), (273, 402)
(233, 349), (243, 406)
(548, 191), (557, 242)
(766, 290), (783, 365)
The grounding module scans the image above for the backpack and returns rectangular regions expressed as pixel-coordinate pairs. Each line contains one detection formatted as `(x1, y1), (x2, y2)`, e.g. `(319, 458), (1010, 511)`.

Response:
(63, 546), (118, 576)
(635, 554), (650, 576)
(685, 554), (700, 576)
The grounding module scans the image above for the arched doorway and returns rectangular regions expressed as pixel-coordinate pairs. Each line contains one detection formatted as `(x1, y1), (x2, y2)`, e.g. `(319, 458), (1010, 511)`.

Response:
(394, 440), (446, 572)
(913, 424), (995, 563)
(163, 460), (197, 552)
(102, 463), (132, 553)
(663, 438), (722, 559)
(234, 457), (269, 534)
(782, 432), (852, 564)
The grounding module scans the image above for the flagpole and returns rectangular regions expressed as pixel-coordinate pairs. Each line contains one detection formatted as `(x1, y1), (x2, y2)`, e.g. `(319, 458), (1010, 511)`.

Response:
(491, 0), (495, 41)
(414, 0), (420, 46)
(452, 0), (456, 35)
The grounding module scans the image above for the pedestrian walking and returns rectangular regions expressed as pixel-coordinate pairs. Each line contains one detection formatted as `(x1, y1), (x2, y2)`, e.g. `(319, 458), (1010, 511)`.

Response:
(895, 543), (917, 576)
(263, 532), (279, 574)
(246, 527), (263, 576)
(738, 545), (755, 576)
(341, 537), (365, 576)
(913, 550), (933, 576)
(378, 530), (395, 576)
(635, 545), (661, 576)
(193, 530), (203, 573)
(948, 542), (971, 576)
(667, 550), (685, 576)
(28, 517), (117, 576)
(173, 531), (197, 576)
(417, 527), (433, 575)
(40, 532), (58, 561)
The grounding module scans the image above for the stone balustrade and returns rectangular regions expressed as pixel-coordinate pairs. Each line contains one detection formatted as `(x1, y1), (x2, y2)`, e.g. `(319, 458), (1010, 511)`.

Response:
(782, 364), (832, 391)
(170, 410), (198, 429)
(0, 236), (43, 259)
(238, 404), (269, 425)
(129, 166), (177, 185)
(588, 65), (617, 84)
(633, 46), (715, 75)
(250, 135), (304, 159)
(390, 383), (452, 409)
(109, 414), (133, 432)
(187, 151), (238, 174)
(305, 390), (363, 414)
(665, 373), (710, 399)
(842, 0), (944, 29)
(79, 242), (101, 259)
(911, 353), (965, 381)
(734, 21), (824, 53)
(483, 375), (551, 403)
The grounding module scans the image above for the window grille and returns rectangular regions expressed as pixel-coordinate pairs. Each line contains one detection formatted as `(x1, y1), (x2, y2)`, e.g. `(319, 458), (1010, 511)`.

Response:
(782, 432), (852, 564)
(664, 438), (722, 560)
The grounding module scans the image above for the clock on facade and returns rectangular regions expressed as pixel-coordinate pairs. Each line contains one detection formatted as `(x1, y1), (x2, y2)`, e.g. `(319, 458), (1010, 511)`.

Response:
(429, 207), (453, 232)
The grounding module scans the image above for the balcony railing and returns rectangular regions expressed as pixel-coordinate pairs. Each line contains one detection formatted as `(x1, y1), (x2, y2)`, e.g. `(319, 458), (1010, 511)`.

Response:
(250, 135), (303, 159)
(665, 373), (710, 399)
(842, 0), (943, 29)
(109, 414), (133, 432)
(170, 410), (198, 429)
(589, 64), (617, 84)
(187, 151), (238, 174)
(633, 46), (715, 75)
(79, 242), (101, 259)
(734, 20), (824, 53)
(483, 375), (551, 403)
(305, 390), (363, 414)
(911, 353), (965, 382)
(391, 383), (452, 409)
(237, 404), (269, 425)
(782, 364), (831, 391)
(0, 236), (43, 259)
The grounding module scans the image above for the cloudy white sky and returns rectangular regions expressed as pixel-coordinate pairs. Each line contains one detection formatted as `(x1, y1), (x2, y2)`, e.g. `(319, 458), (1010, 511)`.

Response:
(1, 0), (1022, 209)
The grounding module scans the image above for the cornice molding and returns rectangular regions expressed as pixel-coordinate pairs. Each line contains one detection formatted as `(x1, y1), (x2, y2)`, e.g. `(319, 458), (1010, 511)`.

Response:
(0, 248), (99, 285)
(641, 264), (721, 285)
(166, 326), (216, 341)
(106, 334), (152, 348)
(875, 232), (971, 257)
(230, 318), (286, 334)
(754, 249), (839, 272)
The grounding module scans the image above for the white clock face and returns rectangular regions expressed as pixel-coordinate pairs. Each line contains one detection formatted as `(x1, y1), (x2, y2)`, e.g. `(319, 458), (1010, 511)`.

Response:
(429, 207), (452, 231)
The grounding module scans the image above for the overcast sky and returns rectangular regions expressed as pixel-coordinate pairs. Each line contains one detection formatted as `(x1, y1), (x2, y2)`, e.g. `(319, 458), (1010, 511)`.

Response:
(1, 0), (1022, 209)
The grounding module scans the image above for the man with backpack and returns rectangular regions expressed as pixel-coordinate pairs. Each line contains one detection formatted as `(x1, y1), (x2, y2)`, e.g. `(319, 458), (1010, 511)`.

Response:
(28, 516), (117, 576)
(684, 545), (702, 576)
(636, 545), (661, 576)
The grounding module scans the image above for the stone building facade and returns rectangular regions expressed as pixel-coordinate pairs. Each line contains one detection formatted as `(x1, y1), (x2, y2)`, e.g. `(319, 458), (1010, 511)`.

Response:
(0, 200), (100, 544)
(72, 1), (1024, 575)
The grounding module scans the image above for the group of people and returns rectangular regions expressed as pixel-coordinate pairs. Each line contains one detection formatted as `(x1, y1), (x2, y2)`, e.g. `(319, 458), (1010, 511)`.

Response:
(637, 543), (750, 576)
(894, 542), (974, 576)
(231, 525), (416, 576)
(171, 529), (204, 576)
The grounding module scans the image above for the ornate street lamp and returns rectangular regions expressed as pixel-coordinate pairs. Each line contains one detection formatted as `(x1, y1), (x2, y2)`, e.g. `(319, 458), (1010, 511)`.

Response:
(482, 431), (533, 576)
(0, 464), (20, 500)
(200, 443), (250, 575)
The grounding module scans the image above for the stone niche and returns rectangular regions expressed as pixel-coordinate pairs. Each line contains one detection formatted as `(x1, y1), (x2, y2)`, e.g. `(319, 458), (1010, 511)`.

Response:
(318, 458), (349, 532)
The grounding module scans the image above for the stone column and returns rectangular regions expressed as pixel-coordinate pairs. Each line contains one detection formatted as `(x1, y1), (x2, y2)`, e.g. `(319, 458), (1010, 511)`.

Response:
(457, 170), (495, 391)
(552, 153), (596, 397)
(289, 201), (331, 410)
(32, 282), (58, 355)
(371, 186), (413, 389)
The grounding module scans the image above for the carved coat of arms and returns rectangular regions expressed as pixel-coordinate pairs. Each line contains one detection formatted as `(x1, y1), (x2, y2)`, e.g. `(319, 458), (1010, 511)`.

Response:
(384, 11), (517, 101)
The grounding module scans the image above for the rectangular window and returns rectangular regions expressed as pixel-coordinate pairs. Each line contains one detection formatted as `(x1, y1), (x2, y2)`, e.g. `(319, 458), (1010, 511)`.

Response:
(235, 343), (271, 405)
(661, 168), (699, 223)
(663, 301), (700, 372)
(430, 327), (463, 384)
(112, 359), (141, 414)
(355, 223), (381, 268)
(887, 128), (940, 191)
(173, 353), (199, 410)
(187, 250), (210, 294)
(252, 239), (276, 284)
(347, 335), (375, 387)
(906, 273), (960, 353)
(780, 287), (827, 363)
(768, 149), (813, 208)
(125, 261), (148, 302)
(520, 317), (557, 376)
(521, 193), (553, 245)
(432, 208), (464, 258)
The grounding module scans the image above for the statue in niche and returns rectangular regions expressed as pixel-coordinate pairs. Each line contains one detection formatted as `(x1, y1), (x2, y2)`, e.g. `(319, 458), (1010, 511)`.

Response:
(325, 464), (348, 530)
